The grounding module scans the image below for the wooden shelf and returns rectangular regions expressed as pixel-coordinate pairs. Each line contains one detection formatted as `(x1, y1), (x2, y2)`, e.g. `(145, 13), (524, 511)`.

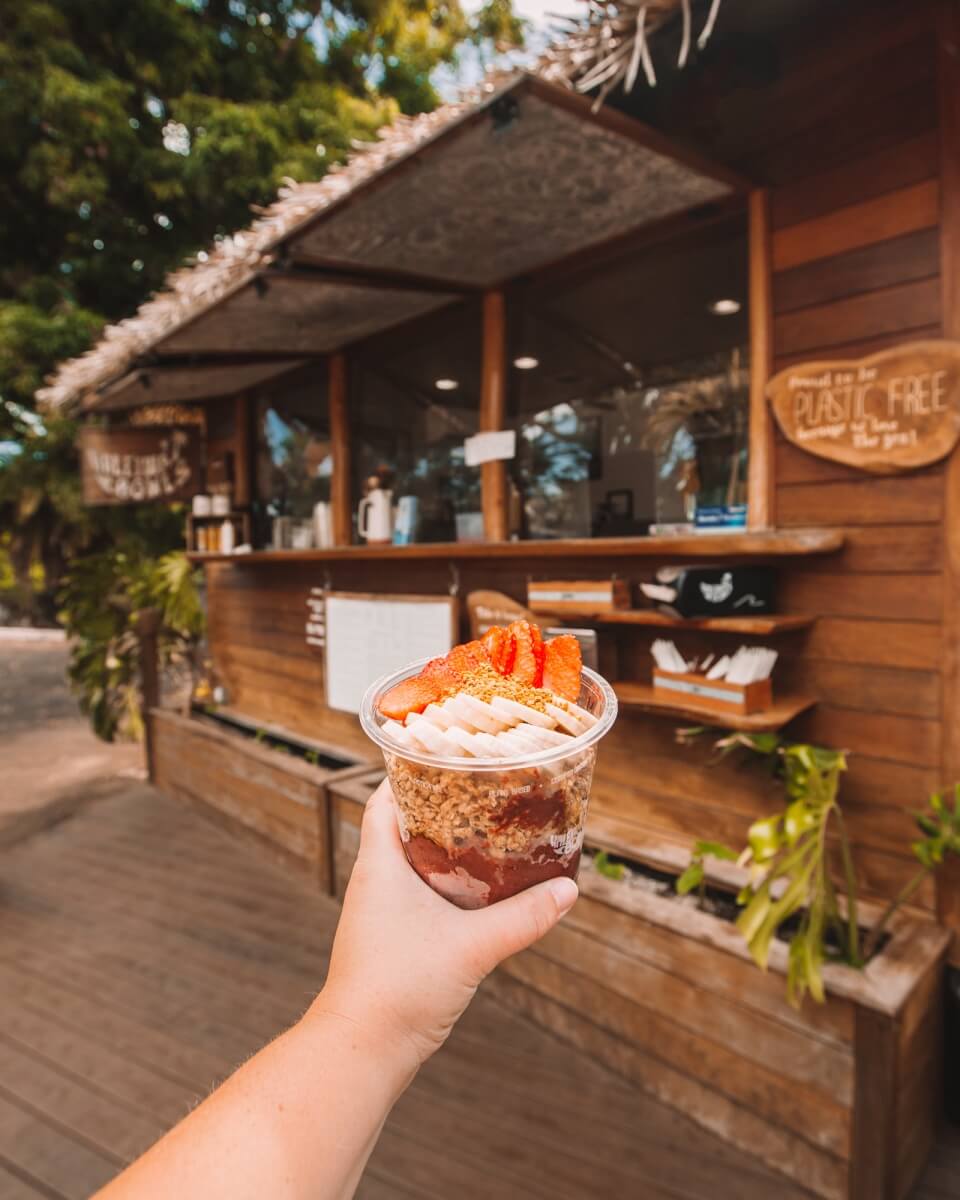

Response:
(187, 528), (843, 566)
(532, 610), (815, 634)
(612, 681), (817, 732)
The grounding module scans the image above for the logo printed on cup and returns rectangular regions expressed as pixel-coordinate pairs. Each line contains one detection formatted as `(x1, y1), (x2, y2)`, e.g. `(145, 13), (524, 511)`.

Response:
(549, 829), (583, 855)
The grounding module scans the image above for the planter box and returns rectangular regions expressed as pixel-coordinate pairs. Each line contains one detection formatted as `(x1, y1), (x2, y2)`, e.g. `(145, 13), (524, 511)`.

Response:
(151, 709), (352, 888)
(487, 862), (949, 1200)
(328, 766), (386, 899)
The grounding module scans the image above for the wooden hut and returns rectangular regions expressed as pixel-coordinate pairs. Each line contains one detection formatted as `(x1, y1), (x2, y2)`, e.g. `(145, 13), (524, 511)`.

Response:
(43, 1), (960, 1196)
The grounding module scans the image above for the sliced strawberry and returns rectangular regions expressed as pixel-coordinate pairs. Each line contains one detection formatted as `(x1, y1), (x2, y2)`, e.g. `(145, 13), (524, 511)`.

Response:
(542, 635), (582, 702)
(481, 626), (516, 676)
(507, 620), (540, 686)
(379, 676), (443, 720)
(420, 655), (462, 692)
(445, 639), (491, 679)
(528, 622), (545, 687)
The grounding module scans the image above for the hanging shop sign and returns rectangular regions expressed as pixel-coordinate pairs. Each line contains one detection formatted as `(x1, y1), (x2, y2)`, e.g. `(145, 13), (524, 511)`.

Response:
(80, 425), (203, 505)
(767, 340), (960, 473)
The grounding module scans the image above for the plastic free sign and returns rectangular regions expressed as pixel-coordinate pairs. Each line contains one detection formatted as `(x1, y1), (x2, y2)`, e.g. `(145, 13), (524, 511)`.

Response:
(767, 340), (960, 474)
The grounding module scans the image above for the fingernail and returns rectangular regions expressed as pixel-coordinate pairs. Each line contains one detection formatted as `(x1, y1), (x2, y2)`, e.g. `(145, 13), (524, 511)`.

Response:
(548, 876), (579, 914)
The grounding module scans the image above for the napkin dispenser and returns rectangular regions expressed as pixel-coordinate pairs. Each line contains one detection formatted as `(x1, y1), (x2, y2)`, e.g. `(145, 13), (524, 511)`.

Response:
(642, 566), (775, 618)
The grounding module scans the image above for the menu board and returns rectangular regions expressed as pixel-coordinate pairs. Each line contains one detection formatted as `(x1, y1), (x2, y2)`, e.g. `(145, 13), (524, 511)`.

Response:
(767, 340), (960, 473)
(323, 592), (457, 714)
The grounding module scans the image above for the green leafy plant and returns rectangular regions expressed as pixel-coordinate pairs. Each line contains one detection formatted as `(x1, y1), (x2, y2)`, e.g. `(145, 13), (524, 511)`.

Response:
(864, 784), (960, 959)
(676, 840), (738, 909)
(58, 549), (203, 741)
(732, 742), (852, 1006)
(591, 850), (626, 881)
(676, 731), (960, 1008)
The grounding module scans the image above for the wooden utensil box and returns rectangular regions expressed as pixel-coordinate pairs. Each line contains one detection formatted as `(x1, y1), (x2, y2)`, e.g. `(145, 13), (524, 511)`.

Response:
(528, 578), (630, 615)
(653, 668), (773, 716)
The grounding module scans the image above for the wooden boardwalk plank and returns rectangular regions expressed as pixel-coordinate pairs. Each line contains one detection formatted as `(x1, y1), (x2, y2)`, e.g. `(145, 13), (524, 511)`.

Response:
(0, 786), (955, 1199)
(0, 1093), (117, 1200)
(0, 1159), (56, 1200)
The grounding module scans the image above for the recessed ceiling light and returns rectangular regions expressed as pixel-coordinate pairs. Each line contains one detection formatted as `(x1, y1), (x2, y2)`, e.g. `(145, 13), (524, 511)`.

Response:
(434, 378), (459, 391)
(513, 356), (539, 370)
(708, 298), (742, 316)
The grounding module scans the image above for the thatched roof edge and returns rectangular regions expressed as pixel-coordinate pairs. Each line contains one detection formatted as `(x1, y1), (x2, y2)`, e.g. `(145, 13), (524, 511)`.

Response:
(40, 0), (719, 411)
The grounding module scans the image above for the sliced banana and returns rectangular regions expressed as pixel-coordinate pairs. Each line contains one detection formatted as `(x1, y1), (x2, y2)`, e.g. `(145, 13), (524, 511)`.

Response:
(489, 696), (556, 728)
(498, 727), (544, 754)
(514, 723), (572, 749)
(382, 719), (417, 748)
(447, 694), (508, 734)
(435, 726), (479, 757)
(471, 731), (506, 756)
(492, 729), (533, 755)
(441, 695), (491, 734)
(546, 703), (586, 736)
(412, 702), (456, 730)
(405, 717), (460, 757)
(558, 697), (598, 728)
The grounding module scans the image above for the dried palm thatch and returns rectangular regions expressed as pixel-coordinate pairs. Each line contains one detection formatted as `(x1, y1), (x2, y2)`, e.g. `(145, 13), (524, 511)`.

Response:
(36, 80), (511, 412)
(541, 0), (724, 106)
(40, 3), (723, 413)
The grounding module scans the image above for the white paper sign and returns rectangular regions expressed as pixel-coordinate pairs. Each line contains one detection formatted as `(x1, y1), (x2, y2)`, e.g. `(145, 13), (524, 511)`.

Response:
(324, 594), (455, 714)
(464, 430), (516, 467)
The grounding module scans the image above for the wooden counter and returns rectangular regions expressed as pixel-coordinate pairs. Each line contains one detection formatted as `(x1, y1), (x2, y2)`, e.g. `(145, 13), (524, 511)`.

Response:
(188, 528), (844, 566)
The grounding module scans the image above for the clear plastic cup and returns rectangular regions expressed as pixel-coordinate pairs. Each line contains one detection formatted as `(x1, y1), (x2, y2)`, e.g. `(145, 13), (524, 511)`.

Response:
(359, 662), (618, 908)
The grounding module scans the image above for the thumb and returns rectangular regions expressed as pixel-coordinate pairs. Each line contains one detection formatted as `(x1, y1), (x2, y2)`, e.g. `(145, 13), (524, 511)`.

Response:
(466, 876), (578, 977)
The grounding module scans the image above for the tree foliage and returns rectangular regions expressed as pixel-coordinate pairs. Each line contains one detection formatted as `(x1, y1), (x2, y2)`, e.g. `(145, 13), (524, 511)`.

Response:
(0, 0), (523, 616)
(59, 547), (205, 741)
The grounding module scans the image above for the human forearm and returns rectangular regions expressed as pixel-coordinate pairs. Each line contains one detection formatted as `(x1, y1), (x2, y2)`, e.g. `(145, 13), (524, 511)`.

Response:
(94, 781), (577, 1200)
(95, 1006), (415, 1200)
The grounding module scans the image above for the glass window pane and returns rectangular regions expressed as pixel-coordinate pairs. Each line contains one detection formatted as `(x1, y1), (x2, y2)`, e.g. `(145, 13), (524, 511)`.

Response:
(349, 301), (482, 544)
(508, 214), (749, 538)
(254, 371), (331, 524)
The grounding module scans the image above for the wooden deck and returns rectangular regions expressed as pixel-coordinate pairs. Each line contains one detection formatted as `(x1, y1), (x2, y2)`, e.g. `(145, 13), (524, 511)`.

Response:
(0, 783), (957, 1200)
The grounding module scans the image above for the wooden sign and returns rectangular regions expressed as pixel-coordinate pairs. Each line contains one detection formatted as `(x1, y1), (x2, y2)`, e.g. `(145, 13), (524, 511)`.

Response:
(305, 586), (326, 655)
(80, 425), (203, 504)
(767, 340), (960, 473)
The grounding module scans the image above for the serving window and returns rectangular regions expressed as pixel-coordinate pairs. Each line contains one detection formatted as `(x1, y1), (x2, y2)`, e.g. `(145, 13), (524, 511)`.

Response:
(347, 301), (483, 544)
(254, 372), (332, 545)
(506, 214), (750, 538)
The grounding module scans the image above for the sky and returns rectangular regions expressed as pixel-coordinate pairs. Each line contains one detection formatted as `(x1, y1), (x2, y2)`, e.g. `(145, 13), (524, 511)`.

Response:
(509, 0), (583, 24)
(436, 0), (586, 96)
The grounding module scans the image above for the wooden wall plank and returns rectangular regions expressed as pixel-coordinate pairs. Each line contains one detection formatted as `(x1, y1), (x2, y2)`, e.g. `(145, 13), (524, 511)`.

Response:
(773, 323), (944, 372)
(800, 707), (940, 768)
(774, 277), (941, 356)
(491, 960), (849, 1200)
(773, 229), (941, 314)
(771, 132), (940, 229)
(566, 894), (854, 1045)
(850, 1008), (898, 1198)
(755, 79), (938, 186)
(777, 474), (944, 527)
(778, 571), (942, 621)
(782, 661), (940, 721)
(802, 619), (940, 671)
(772, 181), (940, 271)
(530, 931), (855, 1158)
